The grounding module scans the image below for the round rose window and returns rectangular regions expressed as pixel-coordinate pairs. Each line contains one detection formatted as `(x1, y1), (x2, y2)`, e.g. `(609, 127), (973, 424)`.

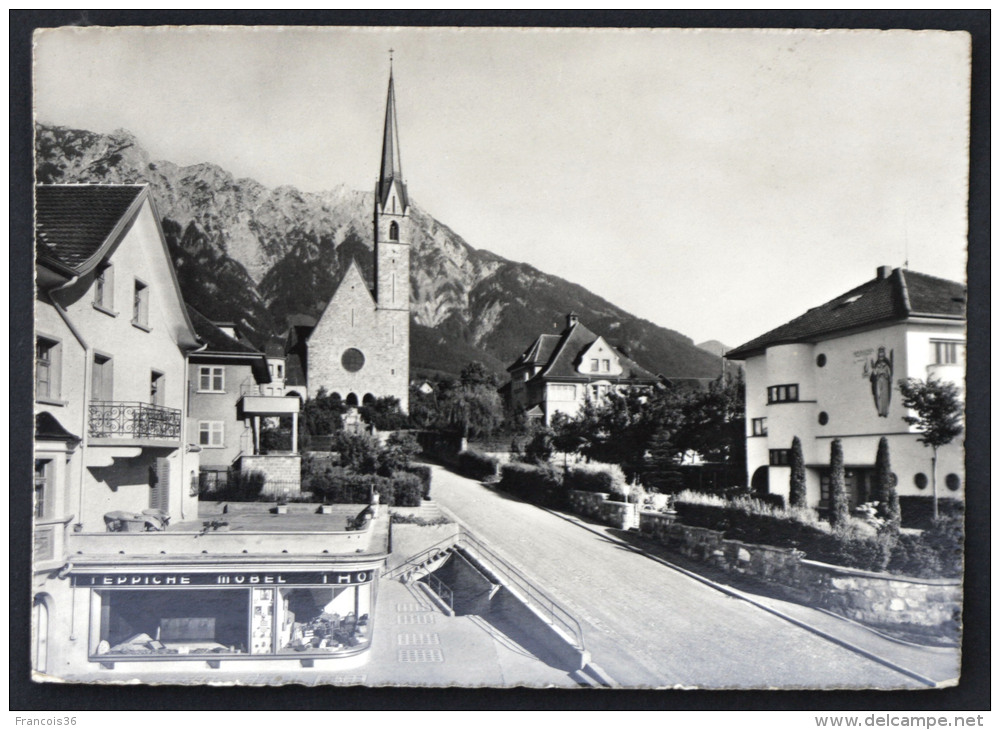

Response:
(342, 348), (365, 373)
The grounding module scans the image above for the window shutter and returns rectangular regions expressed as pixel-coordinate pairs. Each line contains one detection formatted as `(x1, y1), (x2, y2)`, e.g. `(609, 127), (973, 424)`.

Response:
(150, 457), (171, 512)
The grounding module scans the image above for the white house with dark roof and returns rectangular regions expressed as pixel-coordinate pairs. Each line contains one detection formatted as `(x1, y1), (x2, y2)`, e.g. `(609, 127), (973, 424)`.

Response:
(725, 266), (966, 517)
(33, 185), (389, 680)
(504, 313), (660, 425)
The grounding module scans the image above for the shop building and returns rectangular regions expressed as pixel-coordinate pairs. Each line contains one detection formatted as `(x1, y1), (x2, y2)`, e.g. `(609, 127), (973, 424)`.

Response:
(33, 184), (203, 673)
(504, 313), (659, 425)
(47, 504), (388, 676)
(725, 266), (966, 514)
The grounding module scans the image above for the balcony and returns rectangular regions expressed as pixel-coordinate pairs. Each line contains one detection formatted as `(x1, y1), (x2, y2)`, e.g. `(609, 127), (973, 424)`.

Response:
(88, 401), (182, 447)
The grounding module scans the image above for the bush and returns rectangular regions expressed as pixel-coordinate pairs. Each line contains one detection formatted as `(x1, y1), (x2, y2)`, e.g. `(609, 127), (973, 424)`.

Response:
(456, 449), (499, 480)
(403, 464), (433, 500)
(331, 430), (383, 474)
(379, 431), (422, 476)
(498, 462), (565, 508)
(564, 462), (627, 497)
(888, 516), (964, 578)
(216, 470), (265, 502)
(392, 472), (424, 507)
(898, 497), (964, 530)
(309, 468), (393, 505)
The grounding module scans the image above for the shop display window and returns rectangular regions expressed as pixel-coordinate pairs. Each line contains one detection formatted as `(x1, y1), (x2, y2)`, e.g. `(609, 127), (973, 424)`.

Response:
(90, 583), (373, 660)
(92, 589), (249, 657)
(274, 585), (372, 655)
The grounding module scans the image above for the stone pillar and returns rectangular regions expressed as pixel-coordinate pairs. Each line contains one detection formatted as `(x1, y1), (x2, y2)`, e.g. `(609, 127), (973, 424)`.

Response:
(291, 412), (299, 455)
(254, 416), (261, 454)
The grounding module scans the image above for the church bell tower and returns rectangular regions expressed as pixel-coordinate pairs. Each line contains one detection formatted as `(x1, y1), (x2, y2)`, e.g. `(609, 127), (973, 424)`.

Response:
(373, 62), (410, 410)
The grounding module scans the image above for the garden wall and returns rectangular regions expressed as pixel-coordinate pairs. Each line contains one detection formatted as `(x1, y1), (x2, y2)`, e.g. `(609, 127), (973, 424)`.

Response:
(638, 513), (961, 633)
(566, 490), (639, 530)
(237, 454), (302, 496)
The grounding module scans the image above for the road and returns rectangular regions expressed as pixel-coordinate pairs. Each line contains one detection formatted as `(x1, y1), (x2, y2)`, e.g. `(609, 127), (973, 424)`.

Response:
(426, 464), (927, 689)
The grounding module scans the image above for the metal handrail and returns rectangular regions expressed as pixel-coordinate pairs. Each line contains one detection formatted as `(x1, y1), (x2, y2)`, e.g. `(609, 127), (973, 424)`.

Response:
(383, 526), (586, 655)
(426, 571), (454, 610)
(453, 528), (586, 655)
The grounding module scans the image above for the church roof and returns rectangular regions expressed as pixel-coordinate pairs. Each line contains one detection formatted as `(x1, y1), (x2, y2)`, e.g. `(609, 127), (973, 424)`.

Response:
(508, 318), (658, 385)
(726, 267), (966, 360)
(35, 185), (146, 275)
(377, 70), (408, 211)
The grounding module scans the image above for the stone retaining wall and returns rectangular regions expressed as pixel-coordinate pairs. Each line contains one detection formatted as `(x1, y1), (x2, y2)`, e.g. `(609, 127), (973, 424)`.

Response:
(237, 454), (302, 497)
(566, 490), (639, 530)
(638, 513), (961, 632)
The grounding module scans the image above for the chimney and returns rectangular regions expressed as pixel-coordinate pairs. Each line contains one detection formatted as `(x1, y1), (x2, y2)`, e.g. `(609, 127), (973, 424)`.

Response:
(566, 313), (579, 329)
(876, 265), (893, 280)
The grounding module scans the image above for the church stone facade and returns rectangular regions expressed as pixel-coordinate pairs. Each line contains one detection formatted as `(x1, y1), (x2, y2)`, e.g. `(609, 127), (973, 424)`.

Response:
(306, 70), (410, 412)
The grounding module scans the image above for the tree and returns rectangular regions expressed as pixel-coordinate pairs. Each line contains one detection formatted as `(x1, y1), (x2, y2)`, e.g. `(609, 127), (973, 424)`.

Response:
(359, 395), (409, 431)
(302, 387), (346, 436)
(789, 436), (807, 508)
(829, 438), (848, 527)
(644, 426), (683, 493)
(440, 378), (504, 440)
(874, 436), (900, 530)
(897, 377), (964, 521)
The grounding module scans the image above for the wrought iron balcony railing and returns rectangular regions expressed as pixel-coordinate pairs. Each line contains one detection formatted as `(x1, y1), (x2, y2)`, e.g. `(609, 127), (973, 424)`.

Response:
(88, 401), (182, 441)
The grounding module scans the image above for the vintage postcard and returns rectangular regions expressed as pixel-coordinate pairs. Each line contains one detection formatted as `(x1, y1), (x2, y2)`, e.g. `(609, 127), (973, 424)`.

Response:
(29, 24), (970, 690)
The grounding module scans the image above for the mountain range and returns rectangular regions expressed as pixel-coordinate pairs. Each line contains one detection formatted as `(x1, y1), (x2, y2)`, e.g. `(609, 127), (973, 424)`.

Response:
(34, 123), (724, 382)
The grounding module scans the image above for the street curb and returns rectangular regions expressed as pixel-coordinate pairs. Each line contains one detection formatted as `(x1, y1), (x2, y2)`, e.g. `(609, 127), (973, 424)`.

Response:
(537, 507), (941, 689)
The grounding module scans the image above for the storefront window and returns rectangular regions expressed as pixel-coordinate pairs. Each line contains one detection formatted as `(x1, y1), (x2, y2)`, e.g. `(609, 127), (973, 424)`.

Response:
(89, 581), (373, 660)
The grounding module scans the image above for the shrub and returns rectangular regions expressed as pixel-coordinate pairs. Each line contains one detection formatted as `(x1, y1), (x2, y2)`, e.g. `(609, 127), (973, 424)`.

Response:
(814, 523), (896, 573)
(390, 513), (451, 526)
(498, 462), (565, 508)
(522, 427), (555, 465)
(403, 464), (433, 500)
(309, 469), (393, 505)
(359, 396), (410, 431)
(378, 431), (422, 476)
(564, 462), (627, 497)
(456, 449), (499, 480)
(392, 472), (424, 507)
(899, 497), (964, 530)
(331, 430), (382, 474)
(224, 470), (266, 502)
(888, 516), (964, 578)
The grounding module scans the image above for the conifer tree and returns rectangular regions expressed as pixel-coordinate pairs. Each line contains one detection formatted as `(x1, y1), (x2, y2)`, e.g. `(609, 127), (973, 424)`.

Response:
(829, 438), (848, 527)
(789, 436), (807, 508)
(874, 436), (900, 530)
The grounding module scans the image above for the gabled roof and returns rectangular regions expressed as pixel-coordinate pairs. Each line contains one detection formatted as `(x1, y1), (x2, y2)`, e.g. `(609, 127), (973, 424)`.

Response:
(508, 319), (658, 385)
(726, 267), (966, 360)
(506, 333), (561, 372)
(35, 185), (146, 276)
(187, 306), (270, 382)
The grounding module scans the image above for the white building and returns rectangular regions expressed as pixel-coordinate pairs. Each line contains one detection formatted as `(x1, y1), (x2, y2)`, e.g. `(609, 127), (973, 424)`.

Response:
(725, 266), (965, 518)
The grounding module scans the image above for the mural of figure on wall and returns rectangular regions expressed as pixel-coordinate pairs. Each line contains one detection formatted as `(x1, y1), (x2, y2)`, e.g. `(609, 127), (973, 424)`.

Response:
(869, 346), (894, 417)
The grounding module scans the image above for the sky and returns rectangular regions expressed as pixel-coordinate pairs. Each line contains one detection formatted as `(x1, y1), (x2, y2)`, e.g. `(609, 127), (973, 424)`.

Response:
(32, 26), (971, 348)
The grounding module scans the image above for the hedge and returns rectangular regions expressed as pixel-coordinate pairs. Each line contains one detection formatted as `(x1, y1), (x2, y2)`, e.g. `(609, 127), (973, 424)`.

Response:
(898, 496), (964, 529)
(391, 472), (424, 507)
(307, 467), (427, 507)
(456, 449), (499, 481)
(564, 463), (626, 497)
(498, 463), (565, 508)
(673, 490), (962, 577)
(403, 464), (433, 500)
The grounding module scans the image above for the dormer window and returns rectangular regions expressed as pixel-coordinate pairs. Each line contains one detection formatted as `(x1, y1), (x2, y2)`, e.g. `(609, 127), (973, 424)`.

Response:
(389, 221), (399, 241)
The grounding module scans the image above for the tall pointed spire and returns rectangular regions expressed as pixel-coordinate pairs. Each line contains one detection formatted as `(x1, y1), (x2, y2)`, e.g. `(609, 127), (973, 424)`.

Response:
(378, 65), (406, 209)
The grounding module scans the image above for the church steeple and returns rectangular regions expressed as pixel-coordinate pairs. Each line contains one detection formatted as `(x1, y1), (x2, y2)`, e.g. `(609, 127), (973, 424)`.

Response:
(377, 67), (407, 211)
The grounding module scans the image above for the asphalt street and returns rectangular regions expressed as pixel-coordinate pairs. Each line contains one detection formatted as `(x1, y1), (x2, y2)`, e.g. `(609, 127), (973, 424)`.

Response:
(426, 463), (929, 689)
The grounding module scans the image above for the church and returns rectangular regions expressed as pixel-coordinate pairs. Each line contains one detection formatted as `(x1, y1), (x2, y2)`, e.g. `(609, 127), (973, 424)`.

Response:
(301, 68), (411, 412)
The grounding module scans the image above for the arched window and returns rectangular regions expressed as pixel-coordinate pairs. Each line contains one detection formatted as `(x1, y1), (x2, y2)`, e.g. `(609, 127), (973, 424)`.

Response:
(362, 393), (376, 406)
(345, 393), (359, 407)
(388, 221), (399, 241)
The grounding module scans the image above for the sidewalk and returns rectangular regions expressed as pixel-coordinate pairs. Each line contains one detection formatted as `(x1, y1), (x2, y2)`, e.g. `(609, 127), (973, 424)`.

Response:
(326, 577), (584, 688)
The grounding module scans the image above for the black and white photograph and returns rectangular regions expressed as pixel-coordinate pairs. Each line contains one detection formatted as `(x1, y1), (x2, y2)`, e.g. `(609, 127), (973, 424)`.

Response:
(22, 18), (983, 700)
